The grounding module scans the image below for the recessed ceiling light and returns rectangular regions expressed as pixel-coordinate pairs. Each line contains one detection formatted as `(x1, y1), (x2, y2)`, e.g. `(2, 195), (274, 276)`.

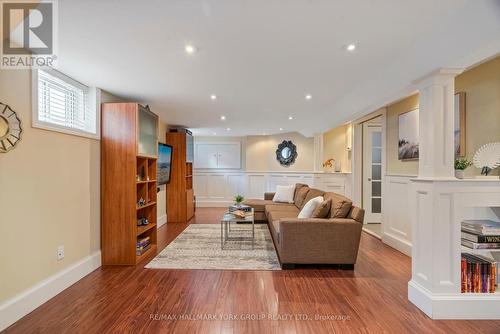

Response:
(220, 115), (226, 121)
(226, 127), (231, 131)
(213, 132), (217, 135)
(288, 116), (293, 120)
(305, 94), (312, 100)
(210, 94), (217, 100)
(279, 127), (283, 131)
(185, 44), (196, 54)
(346, 44), (356, 51)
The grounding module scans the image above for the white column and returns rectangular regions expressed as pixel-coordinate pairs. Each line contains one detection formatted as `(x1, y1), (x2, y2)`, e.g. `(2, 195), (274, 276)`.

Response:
(313, 132), (324, 172)
(412, 69), (463, 178)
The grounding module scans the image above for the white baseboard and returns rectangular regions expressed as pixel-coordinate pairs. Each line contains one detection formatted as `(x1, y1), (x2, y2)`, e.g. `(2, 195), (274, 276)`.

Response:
(157, 214), (167, 228)
(196, 200), (233, 208)
(0, 251), (101, 331)
(408, 280), (500, 319)
(382, 232), (412, 257)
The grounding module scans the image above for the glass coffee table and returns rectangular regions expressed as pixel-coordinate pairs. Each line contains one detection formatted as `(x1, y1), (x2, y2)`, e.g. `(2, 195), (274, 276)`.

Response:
(220, 208), (255, 249)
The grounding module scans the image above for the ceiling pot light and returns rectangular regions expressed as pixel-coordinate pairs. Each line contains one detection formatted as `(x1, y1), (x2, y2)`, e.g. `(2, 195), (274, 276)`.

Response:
(305, 94), (312, 100)
(288, 116), (293, 120)
(185, 45), (196, 54)
(220, 115), (226, 121)
(346, 43), (356, 51)
(226, 127), (231, 131)
(279, 128), (283, 131)
(210, 94), (217, 100)
(213, 132), (217, 135)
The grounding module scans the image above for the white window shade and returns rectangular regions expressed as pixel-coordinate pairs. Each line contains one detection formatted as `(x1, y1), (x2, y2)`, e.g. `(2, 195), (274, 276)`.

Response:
(33, 69), (99, 139)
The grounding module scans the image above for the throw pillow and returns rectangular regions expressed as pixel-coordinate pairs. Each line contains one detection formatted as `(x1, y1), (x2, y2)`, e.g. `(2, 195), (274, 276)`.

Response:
(312, 199), (332, 218)
(324, 192), (352, 218)
(294, 186), (310, 207)
(272, 185), (295, 203)
(298, 196), (324, 218)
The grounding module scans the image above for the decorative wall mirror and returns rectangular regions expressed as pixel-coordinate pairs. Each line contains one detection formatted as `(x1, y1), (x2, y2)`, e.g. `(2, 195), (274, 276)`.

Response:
(0, 102), (22, 153)
(276, 140), (297, 167)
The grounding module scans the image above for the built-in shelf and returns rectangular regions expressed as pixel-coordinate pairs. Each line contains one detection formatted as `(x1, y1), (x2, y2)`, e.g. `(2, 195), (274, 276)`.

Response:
(136, 244), (157, 263)
(137, 223), (157, 236)
(137, 201), (156, 210)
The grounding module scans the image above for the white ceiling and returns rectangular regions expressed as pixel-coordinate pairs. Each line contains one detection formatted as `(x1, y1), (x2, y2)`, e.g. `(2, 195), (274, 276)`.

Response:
(57, 0), (500, 137)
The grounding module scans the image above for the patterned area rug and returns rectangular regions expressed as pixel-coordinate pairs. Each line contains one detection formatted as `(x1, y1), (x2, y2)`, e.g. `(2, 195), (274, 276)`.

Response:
(145, 224), (281, 270)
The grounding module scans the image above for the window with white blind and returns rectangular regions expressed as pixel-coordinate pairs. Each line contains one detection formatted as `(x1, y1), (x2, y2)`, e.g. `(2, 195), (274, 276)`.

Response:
(32, 69), (100, 139)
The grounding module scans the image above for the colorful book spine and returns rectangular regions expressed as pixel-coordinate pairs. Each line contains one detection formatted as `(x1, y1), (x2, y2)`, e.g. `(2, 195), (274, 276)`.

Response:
(461, 253), (497, 293)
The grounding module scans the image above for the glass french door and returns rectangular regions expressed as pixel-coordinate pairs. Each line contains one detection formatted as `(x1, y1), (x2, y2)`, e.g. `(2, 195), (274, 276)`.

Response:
(362, 123), (382, 224)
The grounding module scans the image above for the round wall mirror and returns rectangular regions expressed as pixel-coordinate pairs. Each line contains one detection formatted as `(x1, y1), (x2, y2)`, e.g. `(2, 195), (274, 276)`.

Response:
(276, 140), (297, 167)
(0, 102), (22, 153)
(0, 116), (9, 139)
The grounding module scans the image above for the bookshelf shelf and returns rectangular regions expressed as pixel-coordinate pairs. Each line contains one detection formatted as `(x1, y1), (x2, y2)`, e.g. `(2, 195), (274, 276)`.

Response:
(137, 201), (157, 210)
(136, 244), (157, 263)
(137, 223), (157, 236)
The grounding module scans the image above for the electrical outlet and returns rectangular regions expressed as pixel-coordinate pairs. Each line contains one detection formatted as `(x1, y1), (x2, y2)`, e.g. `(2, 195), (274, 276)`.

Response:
(57, 245), (64, 260)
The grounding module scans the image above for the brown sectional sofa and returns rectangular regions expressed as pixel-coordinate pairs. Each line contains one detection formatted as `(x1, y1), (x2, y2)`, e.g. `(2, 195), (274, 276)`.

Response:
(243, 184), (364, 269)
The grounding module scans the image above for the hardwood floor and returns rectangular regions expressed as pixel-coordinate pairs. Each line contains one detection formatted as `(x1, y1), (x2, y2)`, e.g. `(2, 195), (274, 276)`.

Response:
(5, 208), (500, 333)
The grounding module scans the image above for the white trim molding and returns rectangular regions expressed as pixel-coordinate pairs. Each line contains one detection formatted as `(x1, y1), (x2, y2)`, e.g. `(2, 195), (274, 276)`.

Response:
(0, 251), (101, 331)
(157, 214), (167, 228)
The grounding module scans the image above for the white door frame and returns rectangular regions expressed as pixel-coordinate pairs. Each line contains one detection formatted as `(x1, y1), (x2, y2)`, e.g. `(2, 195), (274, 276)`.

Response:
(352, 109), (387, 228)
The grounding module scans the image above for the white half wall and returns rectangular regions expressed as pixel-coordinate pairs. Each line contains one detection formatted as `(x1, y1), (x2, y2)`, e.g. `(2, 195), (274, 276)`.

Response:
(194, 171), (351, 207)
(382, 175), (414, 256)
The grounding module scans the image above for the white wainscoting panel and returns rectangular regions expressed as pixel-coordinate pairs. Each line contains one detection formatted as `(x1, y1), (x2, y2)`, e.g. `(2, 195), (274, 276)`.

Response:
(194, 171), (350, 207)
(382, 175), (414, 256)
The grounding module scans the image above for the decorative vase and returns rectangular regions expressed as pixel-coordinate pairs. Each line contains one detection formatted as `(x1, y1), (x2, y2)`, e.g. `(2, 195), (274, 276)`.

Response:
(455, 169), (465, 179)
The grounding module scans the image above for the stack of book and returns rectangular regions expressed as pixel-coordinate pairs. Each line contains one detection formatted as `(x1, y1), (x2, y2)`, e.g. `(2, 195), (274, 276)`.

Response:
(229, 204), (251, 213)
(461, 253), (497, 293)
(461, 220), (500, 249)
(136, 236), (151, 255)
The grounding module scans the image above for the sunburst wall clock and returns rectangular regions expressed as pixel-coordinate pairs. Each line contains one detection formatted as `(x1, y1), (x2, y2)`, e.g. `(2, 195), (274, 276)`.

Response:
(0, 102), (22, 153)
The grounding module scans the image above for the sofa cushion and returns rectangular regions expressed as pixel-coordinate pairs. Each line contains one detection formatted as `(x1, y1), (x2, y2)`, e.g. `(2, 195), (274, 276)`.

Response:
(324, 192), (352, 218)
(300, 188), (325, 209)
(266, 206), (300, 222)
(294, 185), (310, 208)
(265, 204), (298, 212)
(312, 198), (332, 218)
(298, 196), (324, 218)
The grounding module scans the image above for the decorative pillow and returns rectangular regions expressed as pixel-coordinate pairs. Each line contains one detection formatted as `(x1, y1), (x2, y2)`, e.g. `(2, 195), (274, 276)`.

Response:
(312, 199), (332, 218)
(272, 185), (295, 203)
(300, 188), (325, 209)
(294, 186), (310, 208)
(324, 192), (352, 218)
(298, 196), (324, 218)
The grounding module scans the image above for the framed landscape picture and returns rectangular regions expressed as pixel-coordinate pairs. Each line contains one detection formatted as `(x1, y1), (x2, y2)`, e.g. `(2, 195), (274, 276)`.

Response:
(455, 92), (466, 157)
(398, 108), (419, 160)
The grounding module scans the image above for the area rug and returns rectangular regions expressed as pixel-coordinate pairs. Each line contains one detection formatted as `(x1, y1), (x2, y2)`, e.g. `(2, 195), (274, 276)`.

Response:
(145, 224), (281, 270)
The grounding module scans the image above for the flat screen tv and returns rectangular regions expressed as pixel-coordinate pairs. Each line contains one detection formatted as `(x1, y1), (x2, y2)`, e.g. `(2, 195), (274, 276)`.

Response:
(158, 143), (173, 185)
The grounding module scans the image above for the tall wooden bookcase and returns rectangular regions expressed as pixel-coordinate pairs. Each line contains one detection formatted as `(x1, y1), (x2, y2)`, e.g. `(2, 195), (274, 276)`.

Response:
(101, 103), (158, 265)
(165, 131), (195, 223)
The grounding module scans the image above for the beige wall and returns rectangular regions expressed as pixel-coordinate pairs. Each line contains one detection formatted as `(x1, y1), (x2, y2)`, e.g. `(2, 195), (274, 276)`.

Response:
(194, 132), (314, 172)
(322, 125), (351, 173)
(246, 132), (314, 172)
(194, 136), (247, 170)
(386, 94), (419, 175)
(455, 56), (500, 176)
(0, 70), (122, 302)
